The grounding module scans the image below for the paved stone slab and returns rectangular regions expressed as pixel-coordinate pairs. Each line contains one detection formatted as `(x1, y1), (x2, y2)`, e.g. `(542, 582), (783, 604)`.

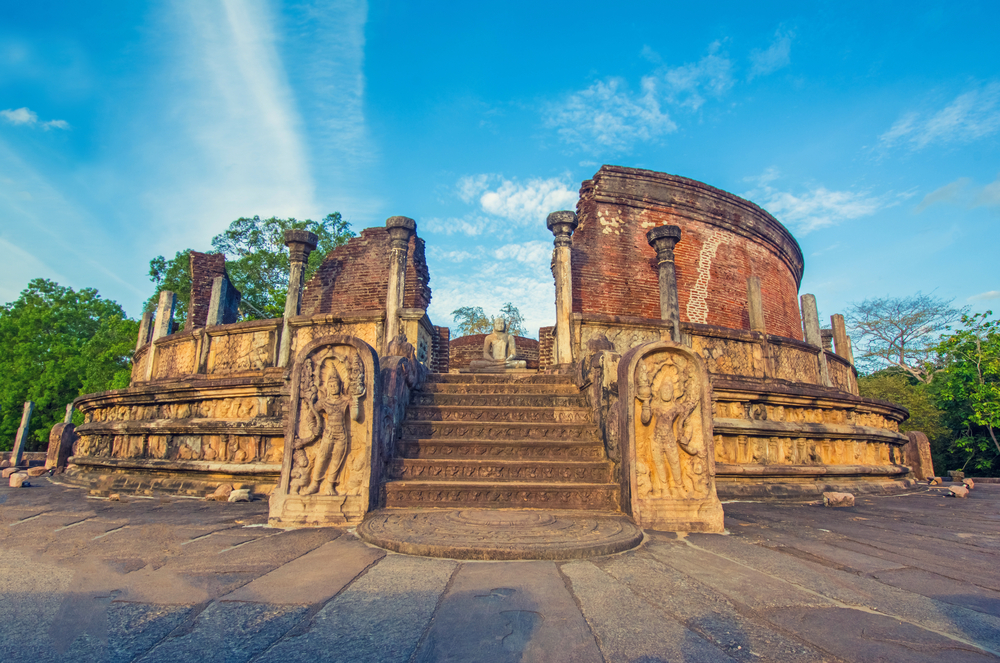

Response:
(412, 561), (601, 663)
(137, 602), (308, 663)
(221, 536), (384, 604)
(765, 606), (997, 661)
(561, 560), (736, 662)
(597, 549), (831, 661)
(870, 567), (1000, 616)
(257, 554), (457, 663)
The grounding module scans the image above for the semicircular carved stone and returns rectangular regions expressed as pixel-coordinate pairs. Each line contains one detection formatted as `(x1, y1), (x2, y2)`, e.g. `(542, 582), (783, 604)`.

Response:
(269, 335), (382, 527)
(617, 341), (724, 532)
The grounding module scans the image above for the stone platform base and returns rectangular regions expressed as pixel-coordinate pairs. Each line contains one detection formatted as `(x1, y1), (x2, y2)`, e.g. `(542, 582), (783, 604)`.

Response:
(357, 508), (643, 560)
(59, 459), (280, 498)
(457, 367), (534, 374)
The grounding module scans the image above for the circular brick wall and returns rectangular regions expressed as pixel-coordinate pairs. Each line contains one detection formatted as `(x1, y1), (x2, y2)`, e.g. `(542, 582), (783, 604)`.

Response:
(572, 166), (805, 340)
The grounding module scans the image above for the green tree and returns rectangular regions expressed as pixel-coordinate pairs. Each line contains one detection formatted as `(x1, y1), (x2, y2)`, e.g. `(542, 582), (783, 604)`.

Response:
(145, 213), (353, 321)
(451, 302), (527, 337)
(0, 279), (138, 450)
(846, 293), (966, 383)
(933, 311), (1000, 473)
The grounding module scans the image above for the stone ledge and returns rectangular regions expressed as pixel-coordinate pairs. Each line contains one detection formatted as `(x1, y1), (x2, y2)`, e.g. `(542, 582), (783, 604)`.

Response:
(714, 418), (907, 444)
(68, 456), (281, 475)
(75, 417), (284, 436)
(716, 463), (909, 477)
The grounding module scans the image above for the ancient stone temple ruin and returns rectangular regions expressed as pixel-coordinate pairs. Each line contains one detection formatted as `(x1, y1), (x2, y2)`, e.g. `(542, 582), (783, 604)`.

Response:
(61, 165), (916, 553)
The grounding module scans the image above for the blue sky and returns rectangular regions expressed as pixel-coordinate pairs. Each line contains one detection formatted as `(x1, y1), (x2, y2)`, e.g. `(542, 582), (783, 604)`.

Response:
(1, 1), (997, 337)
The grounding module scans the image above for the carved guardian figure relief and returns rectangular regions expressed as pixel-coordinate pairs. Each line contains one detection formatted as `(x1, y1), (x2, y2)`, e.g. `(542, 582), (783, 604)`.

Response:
(289, 349), (365, 496)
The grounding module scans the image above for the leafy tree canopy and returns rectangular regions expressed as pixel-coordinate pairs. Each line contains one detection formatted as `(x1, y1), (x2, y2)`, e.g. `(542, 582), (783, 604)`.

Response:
(452, 302), (527, 337)
(933, 311), (1000, 472)
(0, 279), (138, 451)
(846, 292), (966, 383)
(146, 213), (353, 322)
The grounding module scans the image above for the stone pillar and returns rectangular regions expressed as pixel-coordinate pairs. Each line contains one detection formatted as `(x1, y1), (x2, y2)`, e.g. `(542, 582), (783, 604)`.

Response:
(135, 311), (153, 351)
(151, 291), (177, 341)
(831, 314), (854, 364)
(384, 216), (416, 353)
(64, 403), (74, 424)
(206, 276), (227, 327)
(800, 294), (832, 387)
(547, 211), (579, 365)
(11, 401), (34, 468)
(45, 423), (77, 471)
(646, 225), (682, 342)
(747, 276), (766, 333)
(146, 291), (177, 380)
(278, 230), (319, 368)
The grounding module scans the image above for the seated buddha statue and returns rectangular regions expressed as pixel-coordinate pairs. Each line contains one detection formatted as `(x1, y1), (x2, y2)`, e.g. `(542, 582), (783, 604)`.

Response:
(468, 318), (527, 371)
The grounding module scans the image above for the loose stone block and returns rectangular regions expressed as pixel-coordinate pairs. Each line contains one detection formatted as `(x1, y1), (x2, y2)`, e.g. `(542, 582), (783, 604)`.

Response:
(208, 484), (234, 501)
(947, 485), (969, 498)
(9, 472), (28, 488)
(963, 478), (975, 490)
(26, 466), (48, 477)
(823, 492), (855, 507)
(228, 488), (251, 502)
(2, 467), (19, 478)
(948, 470), (965, 481)
(928, 477), (942, 485)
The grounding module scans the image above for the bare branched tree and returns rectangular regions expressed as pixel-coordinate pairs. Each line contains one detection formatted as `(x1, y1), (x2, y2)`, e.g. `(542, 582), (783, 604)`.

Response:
(846, 292), (967, 382)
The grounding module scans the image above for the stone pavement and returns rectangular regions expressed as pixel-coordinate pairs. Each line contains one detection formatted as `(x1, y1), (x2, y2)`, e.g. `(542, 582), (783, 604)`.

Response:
(1, 479), (998, 662)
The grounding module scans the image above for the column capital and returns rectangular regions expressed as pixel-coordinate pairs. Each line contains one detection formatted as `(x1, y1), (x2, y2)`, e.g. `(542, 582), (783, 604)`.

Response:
(646, 225), (682, 260)
(547, 211), (578, 247)
(386, 216), (416, 250)
(284, 229), (319, 263)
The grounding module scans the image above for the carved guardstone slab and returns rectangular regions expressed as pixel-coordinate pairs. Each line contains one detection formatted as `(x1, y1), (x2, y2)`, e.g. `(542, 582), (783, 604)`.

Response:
(618, 341), (724, 532)
(269, 335), (382, 527)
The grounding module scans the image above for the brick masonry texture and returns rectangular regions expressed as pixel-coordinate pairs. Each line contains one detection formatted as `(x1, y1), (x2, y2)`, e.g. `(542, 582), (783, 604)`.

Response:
(431, 326), (450, 373)
(301, 228), (431, 316)
(573, 166), (805, 341)
(538, 326), (554, 367)
(186, 252), (228, 330)
(450, 334), (540, 370)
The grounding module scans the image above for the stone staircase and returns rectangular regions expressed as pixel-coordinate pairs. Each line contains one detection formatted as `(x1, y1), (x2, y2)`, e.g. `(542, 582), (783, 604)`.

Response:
(384, 373), (620, 511)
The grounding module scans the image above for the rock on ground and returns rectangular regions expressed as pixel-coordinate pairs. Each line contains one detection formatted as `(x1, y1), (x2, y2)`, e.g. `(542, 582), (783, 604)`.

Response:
(948, 485), (970, 498)
(228, 489), (251, 503)
(8, 473), (29, 488)
(823, 492), (855, 507)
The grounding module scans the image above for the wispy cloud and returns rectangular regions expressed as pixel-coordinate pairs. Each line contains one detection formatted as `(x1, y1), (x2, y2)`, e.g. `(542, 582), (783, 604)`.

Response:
(743, 168), (905, 234)
(915, 174), (1000, 213)
(748, 28), (793, 80)
(0, 107), (70, 130)
(430, 174), (578, 237)
(879, 82), (1000, 150)
(969, 290), (1000, 302)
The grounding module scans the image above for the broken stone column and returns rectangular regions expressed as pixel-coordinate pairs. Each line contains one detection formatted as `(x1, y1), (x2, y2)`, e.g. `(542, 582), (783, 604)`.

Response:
(547, 211), (579, 365)
(64, 403), (74, 424)
(800, 294), (832, 387)
(11, 401), (34, 468)
(747, 276), (766, 333)
(206, 275), (242, 327)
(830, 314), (854, 364)
(135, 311), (153, 351)
(646, 225), (682, 342)
(384, 216), (416, 354)
(278, 229), (319, 368)
(45, 423), (77, 471)
(145, 290), (177, 380)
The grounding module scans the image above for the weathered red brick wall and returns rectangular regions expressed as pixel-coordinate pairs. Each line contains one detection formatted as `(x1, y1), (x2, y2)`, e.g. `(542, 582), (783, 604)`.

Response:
(301, 229), (431, 316)
(538, 326), (554, 367)
(431, 326), (450, 373)
(572, 166), (805, 340)
(450, 334), (540, 370)
(186, 252), (228, 329)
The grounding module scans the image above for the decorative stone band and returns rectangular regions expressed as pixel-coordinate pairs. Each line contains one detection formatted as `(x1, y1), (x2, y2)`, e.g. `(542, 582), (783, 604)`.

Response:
(269, 334), (383, 528)
(617, 340), (724, 532)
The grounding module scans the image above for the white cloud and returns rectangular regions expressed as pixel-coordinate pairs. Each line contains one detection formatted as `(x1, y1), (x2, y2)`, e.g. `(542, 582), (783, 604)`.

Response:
(914, 174), (1000, 212)
(0, 107), (69, 130)
(491, 240), (551, 266)
(436, 174), (578, 237)
(879, 82), (1000, 150)
(544, 41), (736, 152)
(969, 290), (1000, 302)
(743, 169), (901, 234)
(749, 29), (793, 80)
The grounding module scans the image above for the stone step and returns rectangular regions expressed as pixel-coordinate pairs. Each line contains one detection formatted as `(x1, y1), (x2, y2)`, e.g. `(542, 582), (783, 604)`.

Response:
(411, 392), (589, 408)
(388, 458), (613, 483)
(384, 480), (620, 510)
(397, 439), (607, 461)
(404, 406), (592, 424)
(418, 382), (581, 396)
(400, 421), (600, 443)
(426, 373), (573, 385)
